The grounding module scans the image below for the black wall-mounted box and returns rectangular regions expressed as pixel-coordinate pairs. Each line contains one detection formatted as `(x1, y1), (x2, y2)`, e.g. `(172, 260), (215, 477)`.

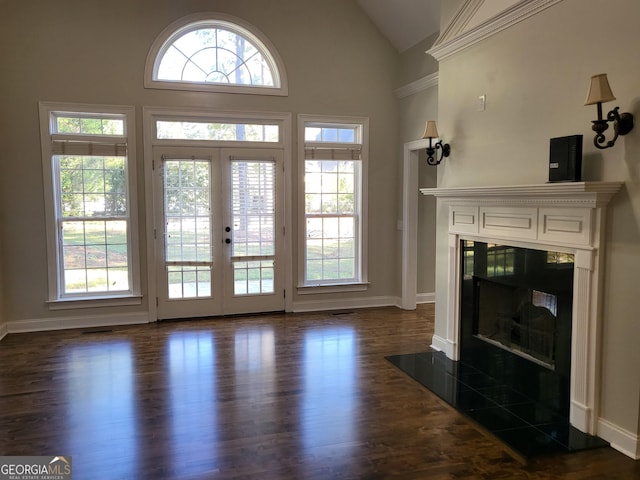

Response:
(548, 134), (583, 182)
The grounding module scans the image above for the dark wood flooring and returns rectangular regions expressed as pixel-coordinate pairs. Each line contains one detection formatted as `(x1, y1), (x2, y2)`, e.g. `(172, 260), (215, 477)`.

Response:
(1, 304), (638, 479)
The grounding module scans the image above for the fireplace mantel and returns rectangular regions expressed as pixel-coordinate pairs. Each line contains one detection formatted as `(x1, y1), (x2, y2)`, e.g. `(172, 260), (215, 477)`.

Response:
(420, 181), (623, 436)
(420, 181), (622, 206)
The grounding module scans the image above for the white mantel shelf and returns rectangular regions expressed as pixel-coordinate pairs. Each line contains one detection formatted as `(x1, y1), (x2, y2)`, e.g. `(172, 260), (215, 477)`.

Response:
(423, 180), (623, 438)
(420, 181), (623, 207)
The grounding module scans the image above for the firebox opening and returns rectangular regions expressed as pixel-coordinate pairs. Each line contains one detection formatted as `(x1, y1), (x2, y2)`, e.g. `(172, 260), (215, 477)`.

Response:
(459, 241), (574, 414)
(475, 279), (558, 369)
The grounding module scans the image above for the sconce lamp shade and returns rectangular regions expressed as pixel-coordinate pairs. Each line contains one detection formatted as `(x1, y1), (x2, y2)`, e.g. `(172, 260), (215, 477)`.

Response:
(585, 73), (616, 105)
(584, 73), (634, 149)
(422, 120), (439, 139)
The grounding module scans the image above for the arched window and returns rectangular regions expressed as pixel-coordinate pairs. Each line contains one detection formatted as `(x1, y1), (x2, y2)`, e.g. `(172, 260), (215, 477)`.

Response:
(145, 13), (287, 96)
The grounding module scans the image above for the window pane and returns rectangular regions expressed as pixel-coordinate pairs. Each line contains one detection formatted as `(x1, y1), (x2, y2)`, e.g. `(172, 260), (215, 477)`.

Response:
(56, 152), (129, 293)
(167, 265), (211, 299)
(162, 157), (213, 300)
(53, 114), (125, 136)
(233, 260), (274, 295)
(304, 125), (359, 143)
(305, 193), (321, 214)
(156, 120), (279, 142)
(57, 155), (128, 218)
(156, 25), (276, 88)
(303, 120), (363, 285)
(304, 212), (358, 283)
(231, 160), (275, 257)
(61, 220), (129, 295)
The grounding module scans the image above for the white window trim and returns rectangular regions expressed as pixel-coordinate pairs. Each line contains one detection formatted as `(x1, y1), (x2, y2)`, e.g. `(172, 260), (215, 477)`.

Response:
(297, 114), (369, 293)
(144, 12), (289, 97)
(39, 102), (142, 309)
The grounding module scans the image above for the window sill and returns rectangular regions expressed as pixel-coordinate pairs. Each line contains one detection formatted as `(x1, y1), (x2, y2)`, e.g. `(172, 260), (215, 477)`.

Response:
(297, 282), (369, 295)
(47, 294), (143, 311)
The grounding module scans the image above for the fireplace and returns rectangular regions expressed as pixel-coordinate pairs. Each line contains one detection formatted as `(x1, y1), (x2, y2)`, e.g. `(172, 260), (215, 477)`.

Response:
(420, 182), (622, 436)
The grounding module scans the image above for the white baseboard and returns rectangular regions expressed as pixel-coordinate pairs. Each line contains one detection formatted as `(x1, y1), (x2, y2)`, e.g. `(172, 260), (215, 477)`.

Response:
(598, 417), (640, 459)
(431, 334), (459, 360)
(569, 401), (592, 435)
(4, 294), (425, 333)
(6, 311), (151, 334)
(431, 334), (449, 353)
(417, 292), (435, 304)
(292, 295), (397, 313)
(292, 293), (434, 313)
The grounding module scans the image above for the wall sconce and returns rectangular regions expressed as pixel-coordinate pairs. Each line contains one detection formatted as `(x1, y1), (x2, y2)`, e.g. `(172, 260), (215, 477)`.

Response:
(584, 73), (634, 149)
(422, 120), (451, 166)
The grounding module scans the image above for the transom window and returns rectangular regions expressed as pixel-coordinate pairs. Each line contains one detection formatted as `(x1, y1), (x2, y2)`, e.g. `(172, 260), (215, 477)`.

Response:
(146, 14), (287, 96)
(156, 119), (279, 142)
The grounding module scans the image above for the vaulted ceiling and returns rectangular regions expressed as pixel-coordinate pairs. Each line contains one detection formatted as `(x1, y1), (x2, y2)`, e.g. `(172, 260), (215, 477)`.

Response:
(356, 0), (441, 52)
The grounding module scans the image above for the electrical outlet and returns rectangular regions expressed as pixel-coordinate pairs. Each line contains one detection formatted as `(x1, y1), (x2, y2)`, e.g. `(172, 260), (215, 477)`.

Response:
(478, 94), (486, 111)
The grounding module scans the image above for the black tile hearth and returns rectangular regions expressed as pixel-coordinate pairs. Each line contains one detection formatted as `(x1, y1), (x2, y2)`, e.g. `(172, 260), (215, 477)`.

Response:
(386, 351), (609, 458)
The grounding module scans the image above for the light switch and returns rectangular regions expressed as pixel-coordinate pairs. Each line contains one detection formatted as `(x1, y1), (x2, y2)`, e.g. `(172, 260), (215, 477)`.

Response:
(478, 94), (486, 111)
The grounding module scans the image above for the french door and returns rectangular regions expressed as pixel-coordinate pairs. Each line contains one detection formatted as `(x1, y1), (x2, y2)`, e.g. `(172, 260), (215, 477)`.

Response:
(153, 146), (284, 319)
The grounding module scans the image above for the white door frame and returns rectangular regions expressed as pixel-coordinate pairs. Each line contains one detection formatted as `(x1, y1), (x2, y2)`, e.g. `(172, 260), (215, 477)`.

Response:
(400, 138), (431, 310)
(143, 106), (292, 321)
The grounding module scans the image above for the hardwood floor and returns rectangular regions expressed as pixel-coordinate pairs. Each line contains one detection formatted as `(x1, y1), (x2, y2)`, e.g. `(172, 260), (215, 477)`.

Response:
(1, 304), (638, 479)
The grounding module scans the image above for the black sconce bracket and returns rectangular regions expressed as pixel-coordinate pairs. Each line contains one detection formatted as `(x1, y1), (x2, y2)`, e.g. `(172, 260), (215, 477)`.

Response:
(591, 106), (634, 149)
(426, 140), (451, 166)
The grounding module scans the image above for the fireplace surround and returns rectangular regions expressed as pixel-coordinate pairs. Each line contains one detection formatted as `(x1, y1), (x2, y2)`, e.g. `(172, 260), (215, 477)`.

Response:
(420, 182), (622, 436)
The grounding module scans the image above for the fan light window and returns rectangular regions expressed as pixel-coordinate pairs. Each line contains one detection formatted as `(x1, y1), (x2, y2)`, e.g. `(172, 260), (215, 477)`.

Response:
(147, 15), (286, 96)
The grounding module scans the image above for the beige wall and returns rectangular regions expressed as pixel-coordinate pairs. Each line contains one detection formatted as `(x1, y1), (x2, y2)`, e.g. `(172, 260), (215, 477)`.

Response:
(0, 0), (400, 325)
(435, 0), (640, 442)
(397, 34), (439, 296)
(416, 149), (437, 295)
(396, 33), (440, 89)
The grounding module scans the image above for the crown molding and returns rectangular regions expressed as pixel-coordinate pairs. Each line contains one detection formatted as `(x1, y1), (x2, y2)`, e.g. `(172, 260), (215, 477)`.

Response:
(394, 72), (439, 99)
(435, 0), (484, 46)
(427, 0), (564, 62)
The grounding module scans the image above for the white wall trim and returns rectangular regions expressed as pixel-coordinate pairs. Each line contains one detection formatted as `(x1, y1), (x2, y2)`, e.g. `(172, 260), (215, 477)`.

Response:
(400, 139), (431, 310)
(598, 417), (640, 460)
(434, 0), (485, 47)
(6, 312), (151, 334)
(417, 292), (435, 304)
(292, 295), (396, 313)
(394, 72), (439, 99)
(428, 0), (564, 61)
(293, 293), (436, 313)
(431, 334), (456, 357)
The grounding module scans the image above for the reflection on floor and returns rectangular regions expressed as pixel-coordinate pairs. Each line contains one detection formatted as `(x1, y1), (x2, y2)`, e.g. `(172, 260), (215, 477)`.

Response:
(386, 351), (609, 458)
